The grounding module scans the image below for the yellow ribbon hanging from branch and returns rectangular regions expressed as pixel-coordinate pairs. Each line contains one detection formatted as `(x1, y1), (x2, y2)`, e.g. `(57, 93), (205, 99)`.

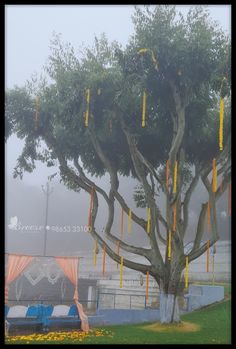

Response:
(85, 88), (90, 127)
(168, 231), (172, 260)
(146, 271), (149, 302)
(128, 209), (132, 234)
(206, 240), (210, 272)
(212, 158), (217, 193)
(102, 245), (106, 276)
(219, 77), (227, 151)
(34, 97), (40, 130)
(185, 256), (189, 289)
(138, 48), (149, 54)
(207, 201), (211, 234)
(141, 90), (147, 128)
(120, 208), (124, 238)
(93, 240), (98, 266)
(120, 256), (124, 288)
(138, 48), (159, 70)
(147, 208), (151, 233)
(172, 203), (177, 232)
(166, 159), (169, 191)
(219, 98), (224, 151)
(173, 161), (178, 194)
(228, 183), (231, 216)
(150, 51), (158, 70)
(116, 241), (120, 269)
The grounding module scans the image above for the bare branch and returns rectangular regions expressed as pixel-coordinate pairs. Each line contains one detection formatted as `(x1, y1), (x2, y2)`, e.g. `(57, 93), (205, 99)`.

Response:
(106, 233), (152, 259)
(191, 202), (208, 252)
(73, 158), (110, 204)
(136, 148), (167, 195)
(155, 217), (167, 245)
(44, 132), (154, 263)
(189, 239), (217, 264)
(90, 227), (163, 279)
(114, 191), (147, 229)
(215, 173), (231, 200)
(120, 119), (165, 270)
(87, 126), (150, 231)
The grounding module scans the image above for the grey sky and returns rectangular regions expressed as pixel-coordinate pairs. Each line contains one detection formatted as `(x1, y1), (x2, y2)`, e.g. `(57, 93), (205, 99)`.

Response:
(5, 5), (231, 89)
(5, 5), (135, 89)
(5, 4), (231, 187)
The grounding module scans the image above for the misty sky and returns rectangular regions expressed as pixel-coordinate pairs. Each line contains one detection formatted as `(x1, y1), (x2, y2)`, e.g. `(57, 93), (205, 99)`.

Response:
(5, 4), (231, 187)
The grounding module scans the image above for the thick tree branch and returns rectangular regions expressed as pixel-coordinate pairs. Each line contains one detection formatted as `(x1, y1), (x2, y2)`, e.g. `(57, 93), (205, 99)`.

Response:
(88, 127), (119, 192)
(87, 126), (149, 231)
(120, 118), (165, 270)
(155, 217), (167, 245)
(191, 202), (208, 252)
(67, 158), (154, 260)
(73, 157), (110, 204)
(136, 149), (167, 195)
(114, 191), (147, 229)
(215, 173), (231, 200)
(135, 148), (169, 230)
(44, 133), (153, 263)
(107, 234), (152, 258)
(190, 168), (231, 262)
(183, 168), (200, 236)
(168, 81), (186, 167)
(90, 227), (162, 279)
(188, 239), (217, 264)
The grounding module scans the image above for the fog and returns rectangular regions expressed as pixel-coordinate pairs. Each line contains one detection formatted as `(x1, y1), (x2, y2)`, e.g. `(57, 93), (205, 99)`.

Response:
(5, 171), (230, 255)
(5, 5), (231, 255)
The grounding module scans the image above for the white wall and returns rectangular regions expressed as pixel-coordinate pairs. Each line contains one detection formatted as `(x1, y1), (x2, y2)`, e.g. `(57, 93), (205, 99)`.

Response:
(77, 240), (231, 284)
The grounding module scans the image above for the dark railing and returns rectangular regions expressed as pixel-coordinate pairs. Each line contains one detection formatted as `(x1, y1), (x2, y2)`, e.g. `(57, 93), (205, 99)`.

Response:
(97, 292), (159, 310)
(7, 294), (156, 311)
(7, 292), (188, 312)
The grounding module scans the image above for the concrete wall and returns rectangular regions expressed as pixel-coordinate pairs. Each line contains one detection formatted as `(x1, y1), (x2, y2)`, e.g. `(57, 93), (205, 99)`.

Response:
(96, 309), (160, 325)
(91, 285), (225, 325)
(186, 285), (224, 311)
(77, 240), (231, 283)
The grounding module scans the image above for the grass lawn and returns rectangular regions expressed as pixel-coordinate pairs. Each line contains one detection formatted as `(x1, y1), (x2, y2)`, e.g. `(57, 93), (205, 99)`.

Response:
(5, 298), (231, 344)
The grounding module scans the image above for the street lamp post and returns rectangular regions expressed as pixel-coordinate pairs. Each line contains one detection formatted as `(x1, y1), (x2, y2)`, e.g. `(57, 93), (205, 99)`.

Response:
(42, 182), (53, 256)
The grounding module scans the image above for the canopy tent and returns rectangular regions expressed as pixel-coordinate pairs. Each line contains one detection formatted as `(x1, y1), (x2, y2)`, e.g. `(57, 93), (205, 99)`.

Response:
(5, 253), (89, 332)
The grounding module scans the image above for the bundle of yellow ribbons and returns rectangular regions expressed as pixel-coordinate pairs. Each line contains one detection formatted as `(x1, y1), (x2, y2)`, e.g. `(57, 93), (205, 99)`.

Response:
(137, 48), (158, 71)
(219, 77), (227, 151)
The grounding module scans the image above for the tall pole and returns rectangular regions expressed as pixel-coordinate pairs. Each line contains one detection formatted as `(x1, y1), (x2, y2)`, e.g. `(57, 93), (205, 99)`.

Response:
(42, 182), (53, 256)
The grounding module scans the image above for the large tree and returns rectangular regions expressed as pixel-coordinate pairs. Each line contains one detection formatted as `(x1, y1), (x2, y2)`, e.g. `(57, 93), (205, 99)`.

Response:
(6, 5), (231, 323)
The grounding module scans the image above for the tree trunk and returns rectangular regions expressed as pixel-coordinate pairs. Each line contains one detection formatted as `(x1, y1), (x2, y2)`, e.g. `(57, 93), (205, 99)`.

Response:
(159, 271), (182, 323)
(159, 291), (180, 323)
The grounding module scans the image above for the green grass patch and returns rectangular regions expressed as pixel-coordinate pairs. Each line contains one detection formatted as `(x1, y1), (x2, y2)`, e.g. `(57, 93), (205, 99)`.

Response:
(6, 299), (231, 344)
